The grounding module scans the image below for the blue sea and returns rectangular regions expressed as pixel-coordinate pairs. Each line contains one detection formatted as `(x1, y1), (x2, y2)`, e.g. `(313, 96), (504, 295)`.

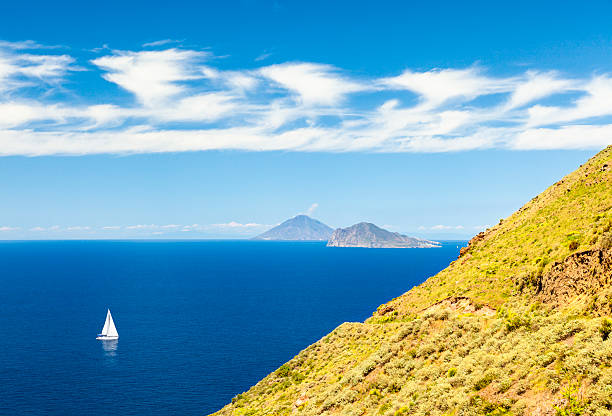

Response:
(0, 240), (464, 415)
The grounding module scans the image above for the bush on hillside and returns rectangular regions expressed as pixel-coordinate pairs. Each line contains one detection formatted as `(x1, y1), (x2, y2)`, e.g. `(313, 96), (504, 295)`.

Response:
(600, 318), (612, 341)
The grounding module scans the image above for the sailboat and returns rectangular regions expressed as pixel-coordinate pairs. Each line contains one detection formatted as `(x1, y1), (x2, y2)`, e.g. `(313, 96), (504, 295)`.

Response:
(96, 309), (119, 340)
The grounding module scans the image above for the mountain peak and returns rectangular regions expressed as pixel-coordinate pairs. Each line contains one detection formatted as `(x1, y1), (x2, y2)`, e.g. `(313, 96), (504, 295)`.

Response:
(253, 215), (333, 241)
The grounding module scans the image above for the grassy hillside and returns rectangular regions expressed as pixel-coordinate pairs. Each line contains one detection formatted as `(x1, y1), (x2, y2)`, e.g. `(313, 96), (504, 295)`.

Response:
(212, 146), (612, 416)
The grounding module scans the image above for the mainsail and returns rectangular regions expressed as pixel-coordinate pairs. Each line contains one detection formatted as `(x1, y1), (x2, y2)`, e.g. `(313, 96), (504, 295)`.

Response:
(100, 309), (119, 338)
(106, 310), (119, 338)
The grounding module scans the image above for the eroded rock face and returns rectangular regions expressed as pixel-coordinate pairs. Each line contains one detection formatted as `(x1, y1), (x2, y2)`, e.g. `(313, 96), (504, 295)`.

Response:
(422, 296), (496, 317)
(459, 231), (485, 257)
(539, 249), (612, 311)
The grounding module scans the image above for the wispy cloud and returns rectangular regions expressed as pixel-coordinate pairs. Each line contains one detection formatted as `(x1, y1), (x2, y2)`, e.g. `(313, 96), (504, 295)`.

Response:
(6, 222), (271, 237)
(125, 224), (181, 230)
(305, 203), (319, 216)
(0, 43), (75, 94)
(91, 48), (209, 106)
(66, 226), (91, 231)
(0, 40), (610, 156)
(419, 224), (466, 231)
(254, 51), (273, 62)
(142, 39), (181, 48)
(259, 62), (366, 106)
(382, 67), (515, 108)
(211, 221), (266, 229)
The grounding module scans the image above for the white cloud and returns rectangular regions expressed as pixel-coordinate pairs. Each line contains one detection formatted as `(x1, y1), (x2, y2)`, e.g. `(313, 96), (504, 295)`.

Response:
(430, 224), (465, 230)
(0, 41), (610, 156)
(142, 39), (180, 48)
(306, 203), (319, 216)
(526, 76), (612, 127)
(181, 224), (200, 231)
(512, 124), (612, 150)
(0, 44), (75, 93)
(255, 51), (272, 62)
(7, 222), (276, 237)
(153, 93), (238, 122)
(223, 71), (259, 92)
(382, 67), (516, 107)
(260, 62), (365, 105)
(506, 71), (576, 109)
(67, 226), (91, 231)
(125, 224), (158, 230)
(212, 221), (264, 228)
(91, 48), (208, 106)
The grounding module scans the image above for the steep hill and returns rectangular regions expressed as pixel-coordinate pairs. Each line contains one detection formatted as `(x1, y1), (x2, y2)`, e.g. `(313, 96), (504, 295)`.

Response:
(214, 146), (612, 416)
(253, 215), (333, 241)
(327, 222), (439, 248)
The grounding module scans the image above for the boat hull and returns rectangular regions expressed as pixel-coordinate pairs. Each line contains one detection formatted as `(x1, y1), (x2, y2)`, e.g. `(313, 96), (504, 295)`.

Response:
(96, 336), (119, 340)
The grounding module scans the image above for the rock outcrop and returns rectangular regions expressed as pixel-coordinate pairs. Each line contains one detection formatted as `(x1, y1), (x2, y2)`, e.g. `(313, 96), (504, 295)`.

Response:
(539, 248), (612, 314)
(327, 222), (439, 248)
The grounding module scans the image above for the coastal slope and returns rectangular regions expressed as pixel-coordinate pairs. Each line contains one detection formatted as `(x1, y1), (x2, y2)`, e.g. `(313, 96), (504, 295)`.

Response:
(214, 146), (612, 416)
(253, 215), (333, 241)
(327, 222), (439, 248)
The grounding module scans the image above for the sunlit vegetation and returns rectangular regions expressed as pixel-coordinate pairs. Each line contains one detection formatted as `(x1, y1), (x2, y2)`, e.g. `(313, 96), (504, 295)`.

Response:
(213, 147), (612, 416)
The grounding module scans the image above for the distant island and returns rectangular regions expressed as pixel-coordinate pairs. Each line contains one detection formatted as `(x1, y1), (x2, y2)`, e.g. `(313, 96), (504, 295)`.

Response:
(252, 215), (333, 241)
(327, 222), (440, 248)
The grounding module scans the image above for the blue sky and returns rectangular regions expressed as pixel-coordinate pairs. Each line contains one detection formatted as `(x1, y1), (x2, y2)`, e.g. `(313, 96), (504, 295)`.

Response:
(0, 0), (611, 239)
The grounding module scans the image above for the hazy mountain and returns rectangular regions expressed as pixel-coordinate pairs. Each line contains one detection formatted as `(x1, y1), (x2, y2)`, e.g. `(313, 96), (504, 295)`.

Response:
(253, 215), (333, 241)
(327, 222), (440, 248)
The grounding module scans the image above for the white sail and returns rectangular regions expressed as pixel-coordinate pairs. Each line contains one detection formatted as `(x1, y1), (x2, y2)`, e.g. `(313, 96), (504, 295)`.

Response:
(100, 309), (111, 335)
(106, 310), (119, 338)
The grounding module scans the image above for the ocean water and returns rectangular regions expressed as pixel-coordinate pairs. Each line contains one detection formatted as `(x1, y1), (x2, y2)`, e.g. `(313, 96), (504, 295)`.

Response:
(0, 240), (464, 415)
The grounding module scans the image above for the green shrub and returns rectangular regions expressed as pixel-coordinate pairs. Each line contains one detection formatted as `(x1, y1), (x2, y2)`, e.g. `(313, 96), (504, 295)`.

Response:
(378, 402), (392, 414)
(474, 372), (496, 391)
(599, 318), (612, 341)
(469, 396), (512, 415)
(275, 364), (291, 377)
(502, 310), (531, 331)
(448, 367), (457, 377)
(369, 388), (383, 398)
(291, 372), (306, 384)
(554, 383), (585, 416)
(231, 393), (244, 404)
